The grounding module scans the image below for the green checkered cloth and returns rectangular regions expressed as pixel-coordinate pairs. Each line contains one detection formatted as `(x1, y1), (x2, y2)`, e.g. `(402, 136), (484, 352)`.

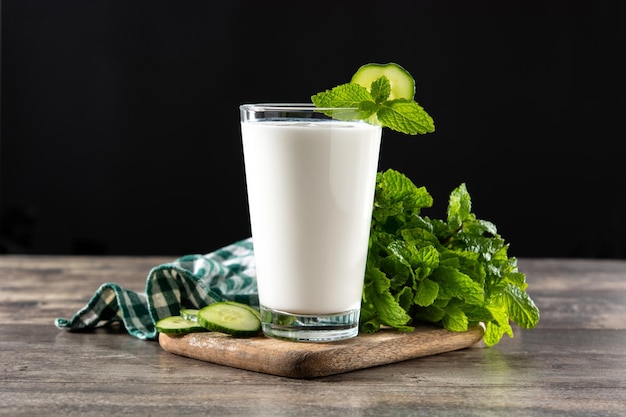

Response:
(55, 238), (257, 340)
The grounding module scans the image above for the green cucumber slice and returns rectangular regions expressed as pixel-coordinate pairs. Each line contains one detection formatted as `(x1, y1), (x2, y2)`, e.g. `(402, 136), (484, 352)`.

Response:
(197, 302), (262, 337)
(155, 315), (208, 335)
(180, 308), (200, 322)
(351, 62), (415, 100)
(221, 301), (261, 321)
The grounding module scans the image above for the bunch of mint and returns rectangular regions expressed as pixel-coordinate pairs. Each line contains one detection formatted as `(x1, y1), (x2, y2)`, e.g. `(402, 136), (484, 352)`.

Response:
(361, 169), (540, 346)
(311, 75), (435, 135)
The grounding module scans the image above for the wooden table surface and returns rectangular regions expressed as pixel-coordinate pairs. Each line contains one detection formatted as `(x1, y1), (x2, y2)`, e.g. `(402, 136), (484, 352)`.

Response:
(1, 256), (625, 417)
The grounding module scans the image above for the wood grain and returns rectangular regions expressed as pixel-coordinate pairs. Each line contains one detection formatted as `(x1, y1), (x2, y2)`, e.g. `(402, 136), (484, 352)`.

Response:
(159, 325), (485, 378)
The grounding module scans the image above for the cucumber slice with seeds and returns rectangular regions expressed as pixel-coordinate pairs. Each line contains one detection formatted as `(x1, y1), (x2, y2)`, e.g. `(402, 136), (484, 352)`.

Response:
(155, 315), (208, 335)
(197, 302), (261, 337)
(351, 62), (415, 100)
(180, 308), (200, 322)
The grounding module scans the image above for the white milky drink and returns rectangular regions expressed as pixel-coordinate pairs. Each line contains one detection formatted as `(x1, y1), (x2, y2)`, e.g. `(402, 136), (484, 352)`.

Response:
(240, 104), (382, 341)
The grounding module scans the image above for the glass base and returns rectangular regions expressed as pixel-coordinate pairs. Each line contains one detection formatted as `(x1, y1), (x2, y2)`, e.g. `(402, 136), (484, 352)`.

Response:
(260, 306), (360, 342)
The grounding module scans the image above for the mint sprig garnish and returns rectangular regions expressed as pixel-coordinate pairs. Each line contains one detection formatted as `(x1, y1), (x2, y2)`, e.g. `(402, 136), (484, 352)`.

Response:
(361, 169), (540, 346)
(311, 75), (435, 135)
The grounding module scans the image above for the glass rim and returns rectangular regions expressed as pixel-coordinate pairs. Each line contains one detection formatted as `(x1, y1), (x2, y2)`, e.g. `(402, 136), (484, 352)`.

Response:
(240, 103), (358, 112)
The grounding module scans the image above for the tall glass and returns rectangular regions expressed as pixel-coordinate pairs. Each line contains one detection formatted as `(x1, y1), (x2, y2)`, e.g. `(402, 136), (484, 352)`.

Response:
(240, 104), (382, 342)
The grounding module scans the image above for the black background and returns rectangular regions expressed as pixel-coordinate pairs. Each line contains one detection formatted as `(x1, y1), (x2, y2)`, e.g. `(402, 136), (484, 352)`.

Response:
(1, 1), (624, 258)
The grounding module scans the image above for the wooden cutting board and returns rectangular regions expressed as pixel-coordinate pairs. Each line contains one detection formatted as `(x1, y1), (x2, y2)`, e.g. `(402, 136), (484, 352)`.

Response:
(159, 325), (484, 378)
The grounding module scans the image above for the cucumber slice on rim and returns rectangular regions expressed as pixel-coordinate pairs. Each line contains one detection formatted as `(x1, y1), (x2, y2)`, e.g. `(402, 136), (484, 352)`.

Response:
(155, 315), (208, 335)
(197, 302), (262, 337)
(351, 62), (415, 100)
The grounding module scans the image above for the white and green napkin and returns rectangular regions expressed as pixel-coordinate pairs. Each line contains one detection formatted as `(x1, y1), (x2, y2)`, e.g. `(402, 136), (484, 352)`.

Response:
(55, 238), (257, 340)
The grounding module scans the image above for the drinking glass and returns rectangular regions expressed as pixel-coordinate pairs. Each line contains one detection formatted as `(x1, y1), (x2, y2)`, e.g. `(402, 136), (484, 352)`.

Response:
(240, 103), (382, 342)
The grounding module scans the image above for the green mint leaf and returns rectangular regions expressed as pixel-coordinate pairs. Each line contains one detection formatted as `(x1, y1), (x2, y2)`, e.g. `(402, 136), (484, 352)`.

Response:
(414, 277), (439, 307)
(358, 100), (380, 120)
(395, 286), (415, 312)
(400, 227), (441, 249)
(504, 270), (529, 289)
(431, 266), (484, 305)
(311, 82), (372, 107)
(486, 304), (514, 337)
(411, 245), (440, 279)
(370, 76), (391, 103)
(442, 304), (469, 332)
(503, 284), (540, 329)
(376, 169), (433, 213)
(377, 99), (436, 135)
(360, 317), (382, 333)
(447, 183), (473, 229)
(464, 304), (495, 324)
(484, 321), (507, 346)
(362, 264), (413, 331)
(414, 304), (445, 323)
(310, 83), (375, 121)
